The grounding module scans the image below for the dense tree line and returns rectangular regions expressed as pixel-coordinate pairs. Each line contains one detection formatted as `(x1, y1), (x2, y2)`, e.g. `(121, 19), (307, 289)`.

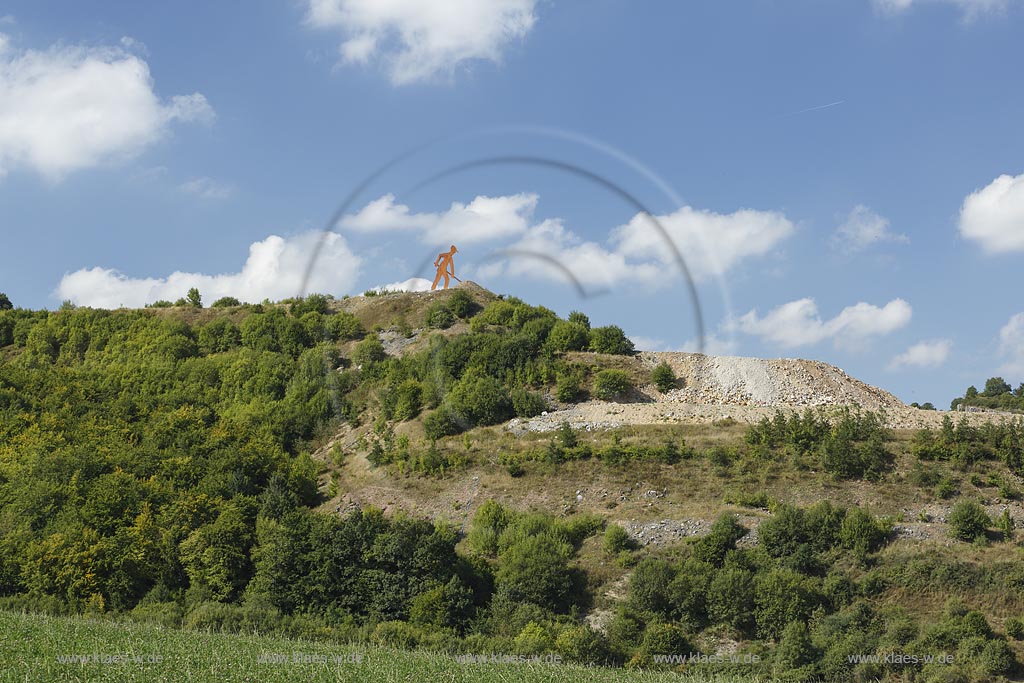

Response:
(951, 376), (1024, 413)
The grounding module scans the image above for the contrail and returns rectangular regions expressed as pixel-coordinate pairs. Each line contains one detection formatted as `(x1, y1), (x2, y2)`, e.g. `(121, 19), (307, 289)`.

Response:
(787, 100), (845, 116)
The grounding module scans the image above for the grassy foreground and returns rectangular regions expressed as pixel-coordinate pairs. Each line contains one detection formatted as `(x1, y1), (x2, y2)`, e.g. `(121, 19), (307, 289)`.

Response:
(0, 610), (763, 683)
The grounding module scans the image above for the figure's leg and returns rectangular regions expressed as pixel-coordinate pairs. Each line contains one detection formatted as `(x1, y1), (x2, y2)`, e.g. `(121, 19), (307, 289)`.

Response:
(432, 270), (443, 290)
(442, 274), (451, 289)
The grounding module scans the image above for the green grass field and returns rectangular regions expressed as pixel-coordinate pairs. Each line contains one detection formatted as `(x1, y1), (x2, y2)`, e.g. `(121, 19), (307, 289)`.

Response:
(0, 610), (765, 683)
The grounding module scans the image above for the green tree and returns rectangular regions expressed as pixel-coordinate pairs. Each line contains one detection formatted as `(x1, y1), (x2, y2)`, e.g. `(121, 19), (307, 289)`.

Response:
(589, 325), (635, 355)
(547, 320), (590, 352)
(496, 533), (574, 611)
(983, 377), (1012, 397)
(211, 296), (241, 307)
(186, 288), (203, 308)
(651, 362), (676, 392)
(352, 334), (386, 367)
(948, 500), (991, 542)
(0, 293), (12, 310)
(567, 311), (590, 329)
(593, 369), (631, 400)
(707, 567), (755, 632)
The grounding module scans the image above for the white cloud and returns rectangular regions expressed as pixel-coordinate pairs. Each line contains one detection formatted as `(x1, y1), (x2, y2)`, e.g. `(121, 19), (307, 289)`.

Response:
(0, 35), (213, 179)
(369, 277), (434, 293)
(340, 192), (537, 244)
(307, 0), (538, 84)
(874, 0), (1010, 19)
(833, 205), (908, 252)
(733, 297), (912, 349)
(999, 313), (1024, 375)
(611, 206), (795, 282)
(888, 339), (952, 370)
(633, 333), (739, 356)
(57, 232), (361, 308)
(180, 177), (233, 200)
(959, 173), (1024, 253)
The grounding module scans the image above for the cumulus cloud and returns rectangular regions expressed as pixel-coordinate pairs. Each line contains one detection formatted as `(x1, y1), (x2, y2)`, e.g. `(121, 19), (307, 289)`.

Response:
(484, 204), (794, 290)
(0, 35), (213, 179)
(959, 173), (1024, 253)
(999, 313), (1024, 375)
(306, 0), (538, 84)
(179, 177), (233, 200)
(340, 192), (537, 244)
(732, 297), (912, 349)
(369, 277), (434, 293)
(874, 0), (1010, 19)
(57, 232), (361, 308)
(833, 205), (908, 252)
(888, 339), (953, 370)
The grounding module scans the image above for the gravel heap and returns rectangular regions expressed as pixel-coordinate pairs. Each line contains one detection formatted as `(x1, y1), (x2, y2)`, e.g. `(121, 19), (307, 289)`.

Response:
(641, 351), (907, 412)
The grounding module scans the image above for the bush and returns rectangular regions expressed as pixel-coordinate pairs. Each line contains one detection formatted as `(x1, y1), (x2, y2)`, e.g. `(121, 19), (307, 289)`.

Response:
(589, 325), (635, 355)
(511, 388), (547, 418)
(327, 312), (364, 341)
(496, 534), (574, 611)
(948, 500), (991, 542)
(651, 362), (676, 392)
(447, 369), (513, 427)
(603, 525), (632, 555)
(423, 408), (461, 440)
(593, 369), (631, 401)
(555, 370), (585, 403)
(692, 514), (747, 566)
(775, 620), (816, 670)
(641, 622), (689, 657)
(839, 507), (889, 555)
(1006, 617), (1024, 640)
(425, 303), (456, 329)
(352, 334), (386, 366)
(211, 296), (242, 308)
(979, 639), (1015, 676)
(546, 321), (590, 353)
(567, 311), (590, 329)
(447, 290), (476, 318)
(707, 567), (755, 632)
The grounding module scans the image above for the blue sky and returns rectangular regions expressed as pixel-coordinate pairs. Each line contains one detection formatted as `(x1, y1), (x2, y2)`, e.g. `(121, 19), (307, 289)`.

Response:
(1, 0), (1023, 407)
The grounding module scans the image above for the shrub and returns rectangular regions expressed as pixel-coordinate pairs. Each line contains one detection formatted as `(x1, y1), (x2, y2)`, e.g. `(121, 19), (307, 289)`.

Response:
(707, 567), (755, 632)
(603, 525), (632, 555)
(839, 507), (889, 555)
(589, 325), (635, 355)
(642, 622), (689, 657)
(555, 370), (585, 403)
(186, 288), (202, 308)
(948, 500), (991, 542)
(593, 369), (631, 401)
(567, 311), (590, 329)
(651, 362), (676, 392)
(754, 568), (819, 639)
(327, 312), (364, 340)
(979, 639), (1015, 676)
(775, 620), (816, 670)
(547, 320), (590, 353)
(352, 334), (386, 366)
(555, 624), (606, 664)
(1005, 617), (1024, 640)
(496, 534), (574, 611)
(511, 388), (547, 418)
(423, 408), (461, 441)
(425, 303), (456, 329)
(692, 514), (747, 566)
(447, 290), (476, 318)
(447, 369), (513, 427)
(211, 296), (241, 308)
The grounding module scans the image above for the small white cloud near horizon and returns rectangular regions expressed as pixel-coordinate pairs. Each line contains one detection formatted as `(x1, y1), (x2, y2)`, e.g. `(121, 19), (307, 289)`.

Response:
(57, 232), (361, 308)
(369, 277), (434, 293)
(632, 333), (739, 357)
(180, 177), (233, 200)
(874, 0), (1010, 20)
(732, 297), (912, 349)
(999, 313), (1024, 376)
(888, 339), (953, 370)
(833, 205), (908, 252)
(0, 34), (213, 180)
(306, 0), (538, 84)
(959, 172), (1024, 253)
(340, 192), (537, 244)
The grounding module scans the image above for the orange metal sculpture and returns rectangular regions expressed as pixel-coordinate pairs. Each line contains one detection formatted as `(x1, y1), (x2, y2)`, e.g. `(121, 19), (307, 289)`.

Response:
(431, 245), (459, 290)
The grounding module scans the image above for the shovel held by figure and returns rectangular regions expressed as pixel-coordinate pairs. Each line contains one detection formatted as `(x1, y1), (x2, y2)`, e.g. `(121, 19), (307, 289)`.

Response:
(432, 245), (458, 290)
